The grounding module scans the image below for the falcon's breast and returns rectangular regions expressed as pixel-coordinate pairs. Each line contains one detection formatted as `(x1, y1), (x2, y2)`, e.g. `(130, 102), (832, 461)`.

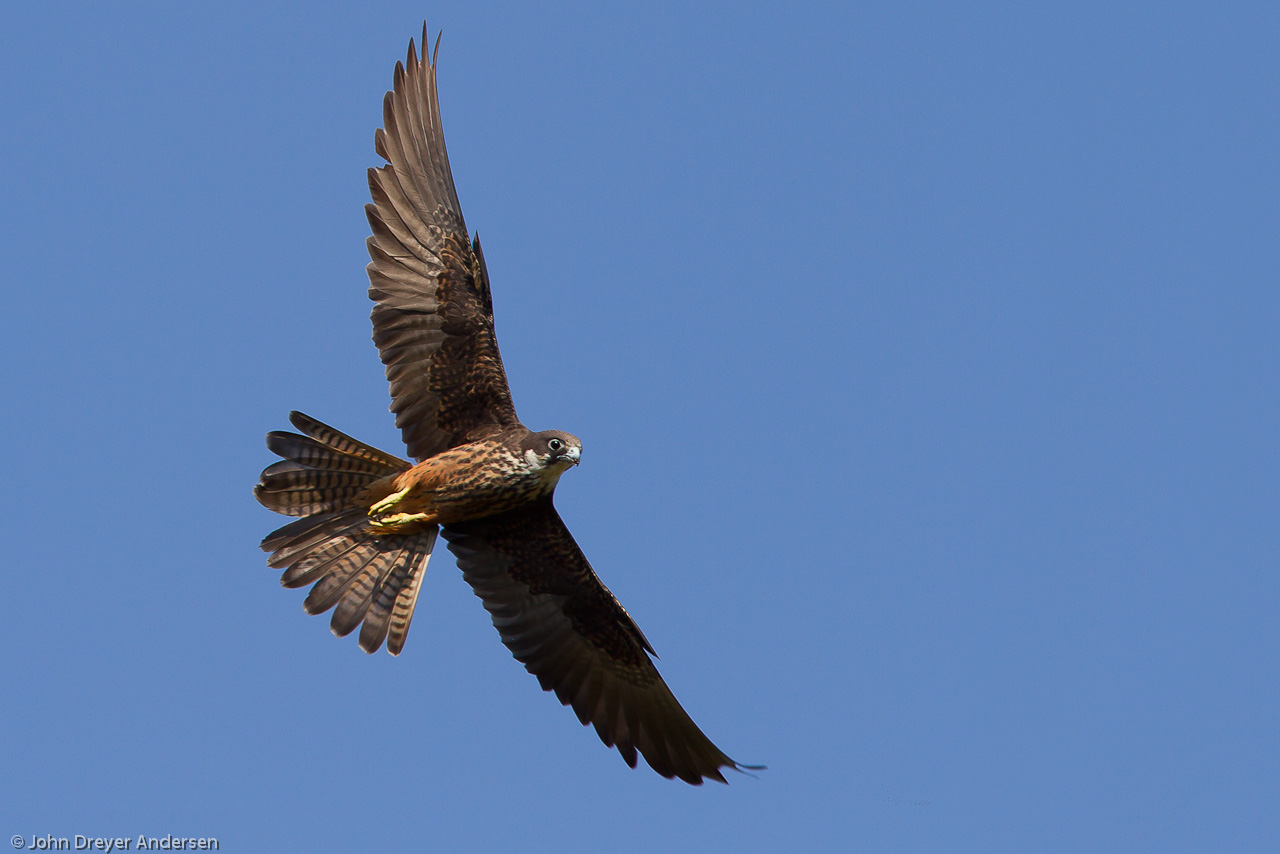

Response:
(368, 429), (581, 532)
(424, 438), (551, 522)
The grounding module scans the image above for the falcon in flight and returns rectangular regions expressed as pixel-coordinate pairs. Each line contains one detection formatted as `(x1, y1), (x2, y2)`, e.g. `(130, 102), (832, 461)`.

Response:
(254, 29), (754, 785)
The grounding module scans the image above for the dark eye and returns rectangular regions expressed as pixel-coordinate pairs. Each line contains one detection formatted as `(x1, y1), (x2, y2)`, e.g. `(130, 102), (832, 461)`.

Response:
(548, 438), (564, 452)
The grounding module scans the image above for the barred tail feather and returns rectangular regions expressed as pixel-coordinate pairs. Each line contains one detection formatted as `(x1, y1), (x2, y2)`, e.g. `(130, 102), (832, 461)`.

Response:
(256, 412), (436, 655)
(255, 410), (411, 517)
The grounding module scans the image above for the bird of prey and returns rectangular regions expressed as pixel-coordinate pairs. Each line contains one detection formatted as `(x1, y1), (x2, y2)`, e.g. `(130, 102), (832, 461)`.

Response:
(254, 28), (755, 785)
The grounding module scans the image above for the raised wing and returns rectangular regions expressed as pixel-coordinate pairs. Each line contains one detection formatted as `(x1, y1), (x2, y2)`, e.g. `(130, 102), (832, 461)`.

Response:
(366, 29), (518, 462)
(442, 500), (754, 784)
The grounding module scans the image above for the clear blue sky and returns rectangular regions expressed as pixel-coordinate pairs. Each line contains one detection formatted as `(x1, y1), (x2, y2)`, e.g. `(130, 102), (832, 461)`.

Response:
(3, 1), (1277, 851)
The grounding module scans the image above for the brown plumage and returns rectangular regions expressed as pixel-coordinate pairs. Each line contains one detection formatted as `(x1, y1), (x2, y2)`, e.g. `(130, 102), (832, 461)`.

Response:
(254, 27), (756, 784)
(255, 412), (434, 655)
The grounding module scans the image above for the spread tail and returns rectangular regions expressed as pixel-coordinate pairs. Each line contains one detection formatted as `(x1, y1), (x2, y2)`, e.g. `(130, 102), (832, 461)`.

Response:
(255, 411), (436, 654)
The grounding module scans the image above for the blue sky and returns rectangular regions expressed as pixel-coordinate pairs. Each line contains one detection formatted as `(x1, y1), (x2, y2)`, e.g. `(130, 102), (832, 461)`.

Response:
(3, 1), (1277, 850)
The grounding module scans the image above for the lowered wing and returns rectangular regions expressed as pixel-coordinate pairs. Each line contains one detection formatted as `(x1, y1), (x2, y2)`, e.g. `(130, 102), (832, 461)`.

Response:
(443, 499), (754, 784)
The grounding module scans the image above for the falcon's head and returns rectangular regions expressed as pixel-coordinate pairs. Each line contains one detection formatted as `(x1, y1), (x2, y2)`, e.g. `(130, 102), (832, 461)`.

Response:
(522, 430), (582, 475)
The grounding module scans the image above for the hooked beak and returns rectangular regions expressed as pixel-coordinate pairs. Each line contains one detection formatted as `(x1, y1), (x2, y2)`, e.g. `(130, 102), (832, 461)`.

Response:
(563, 446), (581, 466)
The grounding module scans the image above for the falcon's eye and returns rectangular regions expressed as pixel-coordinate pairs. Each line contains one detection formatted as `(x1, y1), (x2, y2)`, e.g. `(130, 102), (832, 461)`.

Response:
(548, 438), (564, 453)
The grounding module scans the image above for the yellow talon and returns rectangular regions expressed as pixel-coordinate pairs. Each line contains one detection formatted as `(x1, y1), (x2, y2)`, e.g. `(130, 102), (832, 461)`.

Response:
(368, 511), (434, 534)
(369, 487), (411, 516)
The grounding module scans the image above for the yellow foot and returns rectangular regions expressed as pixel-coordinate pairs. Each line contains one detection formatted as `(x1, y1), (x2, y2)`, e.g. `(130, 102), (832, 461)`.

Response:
(368, 511), (435, 534)
(369, 487), (411, 516)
